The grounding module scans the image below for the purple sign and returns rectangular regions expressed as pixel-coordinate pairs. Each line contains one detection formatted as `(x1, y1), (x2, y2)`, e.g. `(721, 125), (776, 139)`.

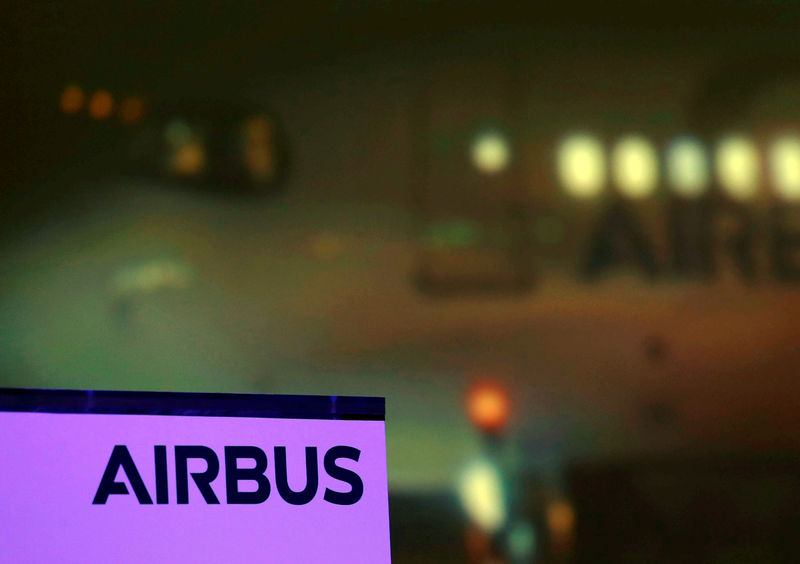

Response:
(0, 390), (390, 563)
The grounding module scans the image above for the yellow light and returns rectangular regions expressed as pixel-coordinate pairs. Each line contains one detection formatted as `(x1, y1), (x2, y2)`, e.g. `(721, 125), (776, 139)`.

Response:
(164, 120), (205, 176)
(172, 142), (205, 176)
(769, 135), (800, 201)
(666, 137), (709, 198)
(716, 135), (760, 200)
(88, 90), (114, 120)
(612, 135), (658, 199)
(60, 85), (84, 114)
(471, 132), (510, 174)
(458, 459), (507, 534)
(557, 134), (605, 198)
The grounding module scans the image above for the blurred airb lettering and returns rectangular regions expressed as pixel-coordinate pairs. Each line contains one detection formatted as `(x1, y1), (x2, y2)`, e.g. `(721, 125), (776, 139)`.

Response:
(577, 202), (800, 282)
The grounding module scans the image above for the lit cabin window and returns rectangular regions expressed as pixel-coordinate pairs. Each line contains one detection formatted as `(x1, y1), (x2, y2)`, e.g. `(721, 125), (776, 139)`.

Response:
(666, 137), (709, 198)
(715, 136), (760, 200)
(611, 135), (658, 199)
(556, 134), (605, 199)
(471, 131), (510, 175)
(769, 135), (800, 201)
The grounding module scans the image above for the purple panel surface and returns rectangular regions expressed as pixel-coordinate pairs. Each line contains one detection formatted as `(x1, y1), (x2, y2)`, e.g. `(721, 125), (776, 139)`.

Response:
(0, 411), (390, 563)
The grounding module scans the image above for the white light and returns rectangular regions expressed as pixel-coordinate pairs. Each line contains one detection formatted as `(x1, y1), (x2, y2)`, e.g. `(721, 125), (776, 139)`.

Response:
(612, 135), (659, 199)
(471, 132), (510, 174)
(769, 135), (800, 201)
(458, 459), (507, 534)
(557, 134), (606, 198)
(666, 137), (709, 198)
(716, 136), (760, 201)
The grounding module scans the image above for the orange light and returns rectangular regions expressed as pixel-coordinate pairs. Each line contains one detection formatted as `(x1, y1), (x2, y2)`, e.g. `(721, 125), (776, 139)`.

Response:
(466, 380), (511, 433)
(88, 90), (114, 120)
(546, 499), (575, 555)
(60, 85), (85, 114)
(172, 142), (206, 176)
(546, 499), (575, 538)
(119, 97), (145, 124)
(243, 115), (275, 183)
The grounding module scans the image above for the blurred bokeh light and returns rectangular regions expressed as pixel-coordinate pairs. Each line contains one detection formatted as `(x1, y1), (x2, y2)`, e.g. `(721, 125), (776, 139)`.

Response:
(88, 90), (114, 120)
(165, 119), (205, 177)
(458, 459), (507, 534)
(666, 137), (709, 198)
(242, 115), (277, 183)
(611, 135), (659, 199)
(59, 84), (84, 115)
(471, 131), (511, 175)
(119, 97), (145, 124)
(769, 134), (800, 201)
(556, 133), (605, 198)
(466, 380), (511, 434)
(716, 135), (760, 200)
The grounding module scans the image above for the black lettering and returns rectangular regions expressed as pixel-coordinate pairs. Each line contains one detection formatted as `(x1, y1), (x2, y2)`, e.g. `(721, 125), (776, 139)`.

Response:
(92, 445), (153, 504)
(154, 445), (168, 504)
(713, 201), (756, 280)
(175, 446), (220, 504)
(274, 446), (318, 505)
(323, 446), (363, 505)
(224, 446), (271, 504)
(668, 198), (713, 278)
(770, 205), (800, 281)
(582, 202), (658, 280)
